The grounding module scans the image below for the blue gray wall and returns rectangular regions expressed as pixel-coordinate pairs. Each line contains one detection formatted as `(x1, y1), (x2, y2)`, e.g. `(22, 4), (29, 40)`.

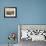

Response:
(0, 0), (46, 44)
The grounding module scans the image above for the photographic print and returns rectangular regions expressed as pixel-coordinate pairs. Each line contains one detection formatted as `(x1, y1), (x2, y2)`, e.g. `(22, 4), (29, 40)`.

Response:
(4, 7), (17, 18)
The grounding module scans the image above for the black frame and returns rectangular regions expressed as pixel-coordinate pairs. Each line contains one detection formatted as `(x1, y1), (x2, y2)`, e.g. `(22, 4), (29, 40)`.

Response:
(4, 7), (17, 18)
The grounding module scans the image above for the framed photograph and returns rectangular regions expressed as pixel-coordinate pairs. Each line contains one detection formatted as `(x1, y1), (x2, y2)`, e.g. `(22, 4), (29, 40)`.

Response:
(4, 7), (17, 18)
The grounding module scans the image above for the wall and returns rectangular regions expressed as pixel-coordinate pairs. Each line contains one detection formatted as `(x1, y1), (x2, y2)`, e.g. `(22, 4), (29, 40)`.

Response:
(0, 0), (46, 44)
